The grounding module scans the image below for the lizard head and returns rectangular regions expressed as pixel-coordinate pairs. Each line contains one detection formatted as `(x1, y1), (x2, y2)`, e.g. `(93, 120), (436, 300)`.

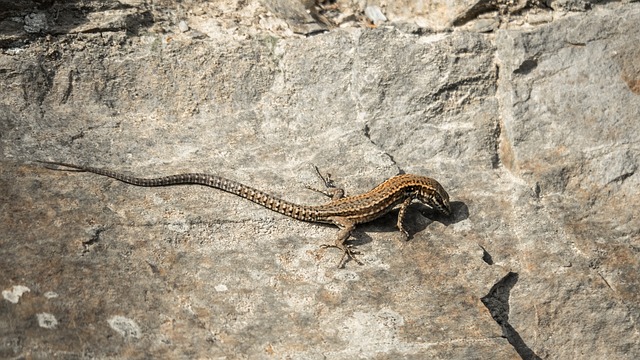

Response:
(417, 180), (451, 217)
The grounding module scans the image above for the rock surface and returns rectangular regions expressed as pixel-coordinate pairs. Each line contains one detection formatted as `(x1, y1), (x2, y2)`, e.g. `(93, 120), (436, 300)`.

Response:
(1, 1), (638, 358)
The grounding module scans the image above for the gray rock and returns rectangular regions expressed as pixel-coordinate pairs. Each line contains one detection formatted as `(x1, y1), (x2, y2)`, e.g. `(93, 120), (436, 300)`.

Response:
(494, 6), (640, 357)
(1, 1), (638, 359)
(178, 20), (190, 33)
(544, 0), (593, 11)
(23, 12), (48, 33)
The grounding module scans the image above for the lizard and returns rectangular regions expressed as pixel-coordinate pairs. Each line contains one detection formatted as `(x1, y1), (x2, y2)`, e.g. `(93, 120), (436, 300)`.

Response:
(38, 161), (452, 267)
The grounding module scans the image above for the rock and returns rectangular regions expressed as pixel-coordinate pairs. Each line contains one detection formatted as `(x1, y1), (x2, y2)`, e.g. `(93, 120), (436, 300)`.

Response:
(495, 6), (640, 357)
(0, 1), (638, 359)
(364, 5), (387, 26)
(177, 20), (189, 33)
(23, 12), (48, 33)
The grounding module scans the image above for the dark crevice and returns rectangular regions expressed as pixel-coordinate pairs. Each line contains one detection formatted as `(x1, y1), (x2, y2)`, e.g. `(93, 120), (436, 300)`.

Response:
(480, 245), (494, 265)
(388, 152), (401, 173)
(431, 74), (487, 100)
(22, 63), (55, 108)
(530, 182), (541, 199)
(609, 170), (635, 185)
(491, 119), (502, 169)
(60, 69), (73, 104)
(363, 124), (371, 140)
(81, 226), (105, 254)
(597, 272), (613, 291)
(362, 123), (401, 173)
(481, 272), (541, 360)
(70, 130), (85, 142)
(514, 59), (538, 75)
(146, 260), (161, 275)
(490, 61), (503, 170)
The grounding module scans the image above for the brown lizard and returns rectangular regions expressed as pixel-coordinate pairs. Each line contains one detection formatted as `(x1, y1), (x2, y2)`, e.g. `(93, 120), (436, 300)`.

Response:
(38, 161), (452, 267)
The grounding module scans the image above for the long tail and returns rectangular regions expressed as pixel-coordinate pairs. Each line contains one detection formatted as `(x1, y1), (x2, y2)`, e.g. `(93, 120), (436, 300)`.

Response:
(37, 161), (318, 221)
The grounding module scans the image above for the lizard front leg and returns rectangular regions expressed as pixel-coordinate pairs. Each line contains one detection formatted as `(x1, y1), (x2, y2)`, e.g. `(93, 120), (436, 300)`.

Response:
(320, 217), (361, 268)
(396, 196), (414, 240)
(305, 165), (345, 200)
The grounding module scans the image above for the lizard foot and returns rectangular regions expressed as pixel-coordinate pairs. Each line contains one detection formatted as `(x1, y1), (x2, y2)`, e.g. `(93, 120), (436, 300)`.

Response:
(320, 243), (363, 268)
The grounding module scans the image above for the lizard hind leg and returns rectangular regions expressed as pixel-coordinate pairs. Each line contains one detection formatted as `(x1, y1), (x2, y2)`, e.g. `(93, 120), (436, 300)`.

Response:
(320, 217), (362, 268)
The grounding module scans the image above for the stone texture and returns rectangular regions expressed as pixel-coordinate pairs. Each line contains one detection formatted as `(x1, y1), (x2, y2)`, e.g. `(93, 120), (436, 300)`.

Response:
(1, 1), (639, 359)
(494, 5), (640, 358)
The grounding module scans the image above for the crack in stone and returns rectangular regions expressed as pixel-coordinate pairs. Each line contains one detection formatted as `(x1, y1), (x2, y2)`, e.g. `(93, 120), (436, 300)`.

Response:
(60, 70), (74, 104)
(81, 226), (106, 254)
(362, 123), (401, 172)
(597, 272), (613, 291)
(479, 245), (494, 265)
(513, 59), (538, 75)
(481, 272), (541, 360)
(609, 170), (635, 185)
(491, 118), (502, 169)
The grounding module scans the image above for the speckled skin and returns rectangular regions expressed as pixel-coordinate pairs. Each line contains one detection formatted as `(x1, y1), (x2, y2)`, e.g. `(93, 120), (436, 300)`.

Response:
(39, 161), (451, 267)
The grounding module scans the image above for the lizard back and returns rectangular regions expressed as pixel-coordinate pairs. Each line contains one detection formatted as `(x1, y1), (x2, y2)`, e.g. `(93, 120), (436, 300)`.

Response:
(310, 174), (449, 223)
(38, 161), (450, 225)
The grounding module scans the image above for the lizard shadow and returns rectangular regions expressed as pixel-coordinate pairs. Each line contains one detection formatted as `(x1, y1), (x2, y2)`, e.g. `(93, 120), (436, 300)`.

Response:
(313, 201), (468, 267)
(348, 200), (468, 239)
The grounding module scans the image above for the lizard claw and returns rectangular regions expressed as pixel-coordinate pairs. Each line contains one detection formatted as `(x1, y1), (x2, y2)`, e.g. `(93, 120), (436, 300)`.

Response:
(320, 244), (363, 267)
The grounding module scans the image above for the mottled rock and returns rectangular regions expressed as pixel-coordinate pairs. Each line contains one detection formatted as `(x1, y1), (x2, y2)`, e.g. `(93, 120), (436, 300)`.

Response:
(494, 6), (640, 357)
(1, 1), (638, 359)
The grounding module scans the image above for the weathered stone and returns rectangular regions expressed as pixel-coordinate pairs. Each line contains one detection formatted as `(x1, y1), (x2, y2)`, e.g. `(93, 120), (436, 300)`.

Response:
(1, 1), (638, 359)
(494, 5), (640, 357)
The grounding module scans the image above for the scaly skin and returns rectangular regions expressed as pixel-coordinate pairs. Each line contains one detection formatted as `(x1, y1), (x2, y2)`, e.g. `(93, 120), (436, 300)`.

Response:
(38, 161), (451, 267)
